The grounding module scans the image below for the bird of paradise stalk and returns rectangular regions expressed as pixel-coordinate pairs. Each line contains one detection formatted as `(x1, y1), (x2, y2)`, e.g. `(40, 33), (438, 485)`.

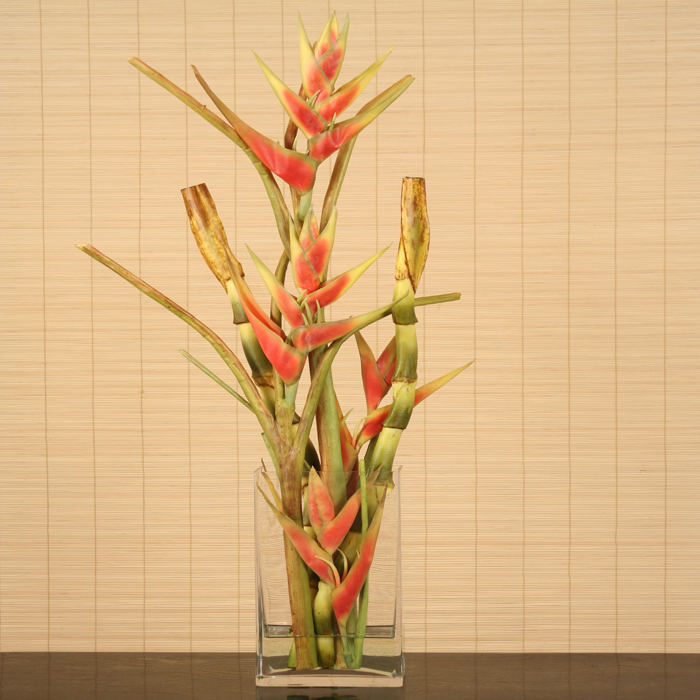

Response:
(78, 13), (472, 670)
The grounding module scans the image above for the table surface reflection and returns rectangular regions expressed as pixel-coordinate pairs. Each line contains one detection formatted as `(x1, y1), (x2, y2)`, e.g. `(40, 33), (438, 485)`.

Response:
(1, 653), (698, 699)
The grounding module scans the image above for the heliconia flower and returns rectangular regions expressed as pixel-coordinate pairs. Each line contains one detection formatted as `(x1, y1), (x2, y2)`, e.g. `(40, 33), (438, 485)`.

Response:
(258, 486), (339, 585)
(192, 65), (318, 192)
(332, 489), (386, 625)
(308, 75), (414, 161)
(234, 246), (397, 381)
(355, 361), (475, 447)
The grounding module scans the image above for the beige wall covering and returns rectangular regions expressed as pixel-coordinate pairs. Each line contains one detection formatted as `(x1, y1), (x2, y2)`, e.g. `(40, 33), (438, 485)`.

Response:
(1, 0), (698, 653)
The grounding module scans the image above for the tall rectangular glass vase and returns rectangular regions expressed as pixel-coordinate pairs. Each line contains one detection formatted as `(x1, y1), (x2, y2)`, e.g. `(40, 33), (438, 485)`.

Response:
(255, 467), (404, 688)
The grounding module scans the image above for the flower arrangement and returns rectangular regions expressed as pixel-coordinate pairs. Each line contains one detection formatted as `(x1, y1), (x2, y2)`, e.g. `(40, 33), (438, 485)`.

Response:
(78, 13), (471, 675)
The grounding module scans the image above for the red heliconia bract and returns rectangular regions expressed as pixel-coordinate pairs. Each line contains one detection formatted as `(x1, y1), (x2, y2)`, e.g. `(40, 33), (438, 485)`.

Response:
(255, 54), (327, 138)
(299, 18), (332, 101)
(308, 468), (335, 534)
(331, 491), (386, 624)
(259, 488), (338, 585)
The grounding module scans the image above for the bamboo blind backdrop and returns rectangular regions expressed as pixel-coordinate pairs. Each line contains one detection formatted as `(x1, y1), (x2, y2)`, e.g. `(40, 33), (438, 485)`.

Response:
(1, 0), (698, 653)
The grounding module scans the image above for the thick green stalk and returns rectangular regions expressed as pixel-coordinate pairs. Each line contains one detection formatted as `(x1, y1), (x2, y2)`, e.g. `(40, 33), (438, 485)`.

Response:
(352, 458), (371, 667)
(277, 389), (318, 669)
(309, 344), (346, 513)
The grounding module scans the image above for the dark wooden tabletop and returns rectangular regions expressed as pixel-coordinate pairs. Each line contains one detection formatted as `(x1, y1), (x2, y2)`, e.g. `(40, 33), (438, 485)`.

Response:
(1, 653), (698, 699)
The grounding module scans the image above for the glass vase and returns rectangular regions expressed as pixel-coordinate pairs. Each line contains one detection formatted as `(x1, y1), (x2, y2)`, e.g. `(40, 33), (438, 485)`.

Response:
(254, 466), (404, 688)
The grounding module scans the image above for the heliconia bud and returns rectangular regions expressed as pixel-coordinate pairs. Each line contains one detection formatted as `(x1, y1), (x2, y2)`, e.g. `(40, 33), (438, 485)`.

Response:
(259, 486), (339, 585)
(304, 244), (389, 315)
(308, 468), (335, 536)
(246, 246), (305, 329)
(181, 183), (241, 289)
(192, 65), (317, 192)
(308, 75), (414, 161)
(355, 332), (390, 412)
(299, 16), (332, 101)
(355, 361), (475, 447)
(332, 490), (386, 624)
(254, 53), (327, 138)
(397, 176), (430, 289)
(315, 50), (390, 122)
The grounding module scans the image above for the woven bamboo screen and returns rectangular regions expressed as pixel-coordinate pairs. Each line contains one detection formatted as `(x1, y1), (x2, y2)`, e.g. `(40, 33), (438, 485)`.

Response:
(1, 0), (698, 653)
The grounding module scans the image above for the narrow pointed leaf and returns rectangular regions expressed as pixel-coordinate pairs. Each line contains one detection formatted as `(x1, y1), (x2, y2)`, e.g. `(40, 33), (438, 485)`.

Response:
(305, 244), (389, 313)
(247, 246), (304, 329)
(308, 75), (414, 161)
(307, 468), (335, 535)
(290, 298), (399, 353)
(129, 58), (291, 248)
(255, 53), (326, 138)
(179, 349), (252, 411)
(321, 136), (357, 230)
(316, 50), (390, 121)
(77, 243), (275, 444)
(355, 361), (475, 446)
(258, 486), (337, 585)
(299, 16), (331, 101)
(192, 65), (317, 192)
(355, 332), (389, 412)
(332, 491), (386, 624)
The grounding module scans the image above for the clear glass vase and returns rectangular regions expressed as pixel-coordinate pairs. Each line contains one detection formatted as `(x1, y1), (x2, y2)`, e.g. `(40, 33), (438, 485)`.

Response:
(255, 466), (404, 688)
